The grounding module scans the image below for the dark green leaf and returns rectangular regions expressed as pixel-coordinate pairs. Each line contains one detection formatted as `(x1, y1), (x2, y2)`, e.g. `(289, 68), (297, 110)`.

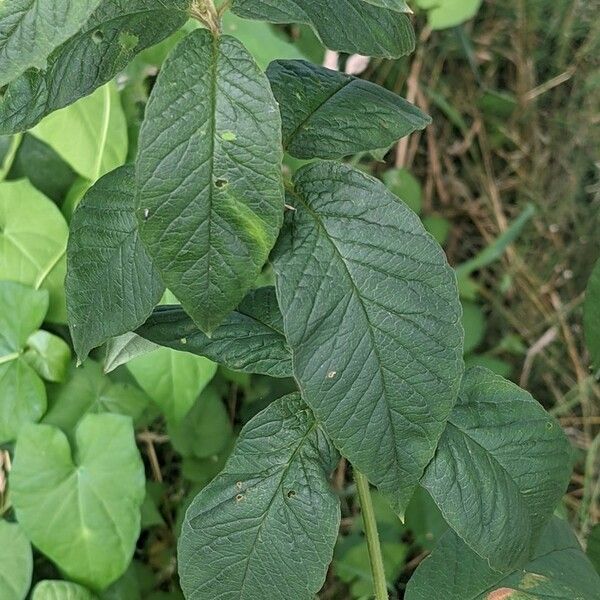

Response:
(0, 520), (33, 600)
(232, 0), (415, 58)
(587, 524), (600, 574)
(136, 29), (284, 334)
(273, 161), (463, 515)
(179, 394), (340, 600)
(421, 367), (572, 571)
(361, 0), (411, 10)
(405, 517), (600, 600)
(138, 287), (292, 378)
(584, 259), (600, 369)
(66, 165), (165, 361)
(0, 0), (189, 134)
(267, 60), (430, 159)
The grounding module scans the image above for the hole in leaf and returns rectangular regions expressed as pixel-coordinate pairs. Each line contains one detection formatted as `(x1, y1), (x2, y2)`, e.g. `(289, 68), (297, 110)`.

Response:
(235, 494), (244, 502)
(287, 490), (296, 498)
(92, 30), (104, 44)
(215, 179), (228, 188)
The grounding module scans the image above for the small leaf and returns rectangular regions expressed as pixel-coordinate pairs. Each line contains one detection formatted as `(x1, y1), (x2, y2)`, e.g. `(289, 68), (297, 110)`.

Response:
(267, 59), (430, 159)
(24, 330), (72, 382)
(405, 517), (600, 600)
(273, 161), (464, 515)
(136, 29), (284, 334)
(66, 165), (165, 361)
(179, 394), (340, 600)
(11, 414), (146, 591)
(31, 581), (95, 600)
(0, 520), (33, 600)
(137, 287), (292, 378)
(421, 367), (573, 571)
(103, 333), (159, 374)
(0, 0), (102, 87)
(461, 300), (486, 354)
(414, 0), (482, 30)
(584, 258), (600, 369)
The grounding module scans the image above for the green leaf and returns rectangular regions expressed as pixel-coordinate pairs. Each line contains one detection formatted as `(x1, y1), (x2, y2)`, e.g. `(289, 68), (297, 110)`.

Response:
(0, 0), (102, 87)
(43, 360), (149, 436)
(103, 333), (159, 374)
(0, 179), (69, 322)
(273, 161), (463, 515)
(66, 165), (165, 361)
(587, 524), (600, 574)
(0, 520), (33, 600)
(414, 0), (482, 30)
(137, 287), (292, 378)
(421, 367), (572, 571)
(23, 330), (72, 382)
(584, 259), (600, 369)
(405, 517), (600, 600)
(232, 0), (415, 58)
(361, 0), (411, 10)
(0, 0), (189, 134)
(0, 134), (21, 181)
(31, 581), (95, 600)
(461, 300), (486, 354)
(31, 83), (127, 182)
(11, 414), (145, 591)
(127, 346), (217, 423)
(383, 168), (422, 215)
(267, 60), (430, 160)
(179, 394), (340, 600)
(136, 29), (284, 334)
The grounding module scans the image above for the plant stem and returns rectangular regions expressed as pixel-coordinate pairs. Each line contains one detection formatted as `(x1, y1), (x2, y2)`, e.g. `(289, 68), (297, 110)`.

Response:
(355, 469), (388, 600)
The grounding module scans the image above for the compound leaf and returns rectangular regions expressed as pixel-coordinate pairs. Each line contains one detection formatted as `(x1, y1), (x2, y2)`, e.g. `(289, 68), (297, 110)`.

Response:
(584, 258), (600, 370)
(0, 520), (33, 600)
(179, 394), (340, 600)
(136, 28), (284, 335)
(273, 161), (463, 515)
(66, 165), (165, 362)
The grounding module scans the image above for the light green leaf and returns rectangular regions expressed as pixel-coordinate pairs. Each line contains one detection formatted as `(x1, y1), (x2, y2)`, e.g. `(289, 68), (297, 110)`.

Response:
(103, 333), (159, 374)
(461, 300), (486, 354)
(0, 520), (33, 600)
(31, 83), (127, 182)
(137, 287), (292, 378)
(0, 0), (102, 87)
(584, 259), (600, 369)
(66, 165), (165, 361)
(127, 346), (217, 423)
(0, 179), (68, 322)
(43, 360), (149, 436)
(31, 581), (95, 600)
(232, 0), (415, 58)
(11, 414), (145, 591)
(273, 161), (464, 515)
(421, 367), (572, 571)
(0, 134), (21, 181)
(414, 0), (482, 30)
(0, 0), (189, 134)
(136, 29), (284, 334)
(383, 168), (422, 215)
(267, 60), (430, 160)
(405, 517), (600, 600)
(23, 330), (72, 382)
(179, 394), (340, 600)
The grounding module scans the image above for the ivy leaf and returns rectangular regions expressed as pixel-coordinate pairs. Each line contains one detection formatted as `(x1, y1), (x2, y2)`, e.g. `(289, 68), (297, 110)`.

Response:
(0, 0), (102, 88)
(31, 581), (95, 600)
(232, 0), (415, 58)
(421, 367), (573, 571)
(127, 346), (217, 424)
(138, 287), (292, 378)
(11, 414), (145, 591)
(179, 394), (340, 600)
(31, 83), (127, 182)
(273, 161), (463, 515)
(23, 330), (72, 382)
(0, 179), (69, 322)
(66, 165), (165, 362)
(0, 0), (189, 134)
(0, 520), (33, 600)
(584, 258), (600, 370)
(136, 29), (284, 335)
(405, 517), (600, 600)
(267, 60), (430, 159)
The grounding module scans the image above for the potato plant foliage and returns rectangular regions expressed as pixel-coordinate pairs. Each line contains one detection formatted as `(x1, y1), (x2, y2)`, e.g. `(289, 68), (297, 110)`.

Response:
(0, 1), (598, 599)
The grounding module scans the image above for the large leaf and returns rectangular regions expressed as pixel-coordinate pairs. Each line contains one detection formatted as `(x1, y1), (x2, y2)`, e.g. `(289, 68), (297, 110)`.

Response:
(584, 258), (600, 370)
(268, 60), (430, 159)
(0, 179), (68, 322)
(232, 0), (415, 58)
(405, 517), (600, 600)
(11, 414), (145, 591)
(138, 287), (292, 378)
(0, 0), (189, 134)
(66, 165), (164, 361)
(127, 346), (216, 424)
(0, 0), (102, 87)
(179, 394), (340, 600)
(421, 367), (572, 571)
(31, 581), (95, 600)
(273, 161), (463, 515)
(31, 83), (127, 182)
(136, 29), (284, 335)
(0, 520), (33, 600)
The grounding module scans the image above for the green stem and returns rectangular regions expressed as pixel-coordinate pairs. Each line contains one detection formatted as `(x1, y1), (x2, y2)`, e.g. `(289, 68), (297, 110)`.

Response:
(355, 470), (388, 600)
(0, 351), (20, 366)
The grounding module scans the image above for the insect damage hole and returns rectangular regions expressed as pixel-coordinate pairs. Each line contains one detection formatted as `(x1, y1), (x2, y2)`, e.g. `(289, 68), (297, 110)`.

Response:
(92, 30), (104, 44)
(287, 490), (296, 498)
(215, 178), (228, 188)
